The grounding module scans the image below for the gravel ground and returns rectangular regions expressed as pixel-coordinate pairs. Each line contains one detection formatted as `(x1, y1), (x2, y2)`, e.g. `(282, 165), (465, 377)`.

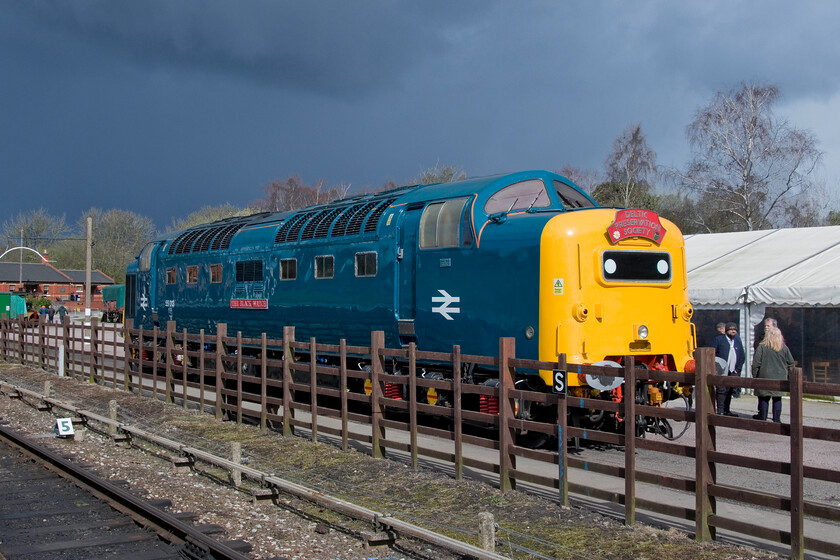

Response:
(0, 362), (781, 560)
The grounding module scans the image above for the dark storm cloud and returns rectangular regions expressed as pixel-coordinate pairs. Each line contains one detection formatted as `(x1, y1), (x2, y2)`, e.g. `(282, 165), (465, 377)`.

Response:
(1, 1), (838, 233)
(5, 0), (494, 96)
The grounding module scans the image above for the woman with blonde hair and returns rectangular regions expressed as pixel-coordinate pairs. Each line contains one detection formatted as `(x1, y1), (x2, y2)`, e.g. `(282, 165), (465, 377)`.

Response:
(751, 326), (795, 422)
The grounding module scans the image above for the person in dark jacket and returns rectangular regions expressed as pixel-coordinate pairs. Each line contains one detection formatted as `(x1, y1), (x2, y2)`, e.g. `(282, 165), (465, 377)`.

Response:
(713, 322), (745, 416)
(751, 326), (795, 423)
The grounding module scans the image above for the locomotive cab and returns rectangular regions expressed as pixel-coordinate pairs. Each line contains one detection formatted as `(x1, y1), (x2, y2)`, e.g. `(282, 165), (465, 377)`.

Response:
(538, 208), (696, 393)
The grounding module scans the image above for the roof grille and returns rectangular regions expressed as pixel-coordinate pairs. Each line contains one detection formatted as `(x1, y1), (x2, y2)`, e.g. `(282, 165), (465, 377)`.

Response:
(313, 208), (343, 239)
(212, 224), (242, 250)
(345, 202), (377, 236)
(363, 198), (395, 233)
(175, 229), (203, 254)
(168, 232), (191, 255)
(194, 226), (225, 252)
(330, 204), (362, 238)
(300, 209), (334, 240)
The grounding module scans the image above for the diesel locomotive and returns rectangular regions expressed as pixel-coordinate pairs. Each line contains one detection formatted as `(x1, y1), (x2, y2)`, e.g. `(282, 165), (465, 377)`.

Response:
(125, 170), (696, 435)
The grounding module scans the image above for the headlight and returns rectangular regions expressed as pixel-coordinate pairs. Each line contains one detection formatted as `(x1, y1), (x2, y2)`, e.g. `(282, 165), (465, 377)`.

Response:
(636, 324), (649, 340)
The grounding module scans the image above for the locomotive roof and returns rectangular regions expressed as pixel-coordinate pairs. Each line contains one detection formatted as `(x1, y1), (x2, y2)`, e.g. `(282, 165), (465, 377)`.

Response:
(155, 170), (585, 254)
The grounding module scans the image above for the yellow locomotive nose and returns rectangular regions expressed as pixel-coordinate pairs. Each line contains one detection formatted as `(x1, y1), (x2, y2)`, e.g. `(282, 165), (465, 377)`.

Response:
(538, 209), (695, 388)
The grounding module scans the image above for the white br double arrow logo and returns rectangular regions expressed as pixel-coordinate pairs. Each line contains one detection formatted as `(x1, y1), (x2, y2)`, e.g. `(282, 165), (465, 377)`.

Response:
(432, 290), (460, 320)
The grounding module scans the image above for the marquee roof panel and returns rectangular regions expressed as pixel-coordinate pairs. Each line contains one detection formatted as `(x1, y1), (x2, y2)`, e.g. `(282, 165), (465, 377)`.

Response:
(685, 226), (840, 306)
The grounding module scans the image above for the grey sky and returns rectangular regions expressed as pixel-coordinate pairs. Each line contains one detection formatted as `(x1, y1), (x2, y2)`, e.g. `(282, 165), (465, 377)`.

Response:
(2, 1), (839, 233)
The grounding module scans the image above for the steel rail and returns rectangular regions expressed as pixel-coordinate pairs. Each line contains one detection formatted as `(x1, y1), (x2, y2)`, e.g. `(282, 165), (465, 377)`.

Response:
(0, 423), (252, 560)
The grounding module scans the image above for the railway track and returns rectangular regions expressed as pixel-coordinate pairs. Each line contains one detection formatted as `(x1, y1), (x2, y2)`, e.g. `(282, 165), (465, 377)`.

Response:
(0, 380), (510, 560)
(0, 422), (254, 560)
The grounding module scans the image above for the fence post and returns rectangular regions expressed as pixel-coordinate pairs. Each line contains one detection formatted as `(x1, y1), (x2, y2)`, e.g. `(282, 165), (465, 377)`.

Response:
(340, 339), (348, 451)
(694, 346), (716, 542)
(453, 345), (463, 480)
(165, 321), (175, 403)
(236, 331), (243, 424)
(18, 316), (25, 365)
(310, 337), (318, 442)
(623, 356), (636, 526)
(370, 331), (386, 459)
(182, 327), (188, 409)
(790, 366), (804, 560)
(498, 337), (516, 492)
(282, 326), (295, 436)
(122, 319), (132, 391)
(214, 323), (227, 420)
(260, 332), (268, 432)
(61, 315), (70, 378)
(38, 315), (45, 370)
(408, 342), (418, 470)
(199, 329), (206, 411)
(556, 353), (568, 506)
(90, 318), (101, 384)
(152, 325), (160, 400)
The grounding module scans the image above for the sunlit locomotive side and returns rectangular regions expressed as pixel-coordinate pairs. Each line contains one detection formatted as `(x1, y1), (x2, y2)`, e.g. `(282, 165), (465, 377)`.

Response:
(125, 170), (695, 435)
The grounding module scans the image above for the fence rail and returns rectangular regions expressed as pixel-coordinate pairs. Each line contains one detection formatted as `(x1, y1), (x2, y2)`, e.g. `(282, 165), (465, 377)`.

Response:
(1, 315), (838, 559)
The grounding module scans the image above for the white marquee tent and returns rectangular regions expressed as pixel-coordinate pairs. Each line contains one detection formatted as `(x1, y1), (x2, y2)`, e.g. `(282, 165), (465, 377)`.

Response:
(684, 225), (840, 376)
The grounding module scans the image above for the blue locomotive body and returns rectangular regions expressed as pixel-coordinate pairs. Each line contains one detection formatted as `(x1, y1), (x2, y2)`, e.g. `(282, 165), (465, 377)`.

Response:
(125, 170), (578, 360)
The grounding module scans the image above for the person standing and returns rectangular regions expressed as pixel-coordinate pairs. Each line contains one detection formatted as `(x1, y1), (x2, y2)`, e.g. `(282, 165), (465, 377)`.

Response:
(57, 303), (68, 324)
(713, 322), (745, 416)
(751, 326), (795, 423)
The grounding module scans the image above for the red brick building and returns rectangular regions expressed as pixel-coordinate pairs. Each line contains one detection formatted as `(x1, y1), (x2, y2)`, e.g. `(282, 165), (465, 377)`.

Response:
(0, 261), (114, 311)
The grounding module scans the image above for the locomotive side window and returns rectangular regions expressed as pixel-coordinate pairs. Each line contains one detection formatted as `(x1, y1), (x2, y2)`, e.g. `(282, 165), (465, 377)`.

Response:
(210, 264), (222, 283)
(355, 252), (377, 277)
(280, 258), (297, 280)
(484, 180), (550, 214)
(420, 197), (469, 249)
(602, 251), (671, 282)
(315, 255), (334, 279)
(186, 266), (198, 284)
(165, 267), (176, 285)
(235, 260), (263, 282)
(553, 180), (596, 209)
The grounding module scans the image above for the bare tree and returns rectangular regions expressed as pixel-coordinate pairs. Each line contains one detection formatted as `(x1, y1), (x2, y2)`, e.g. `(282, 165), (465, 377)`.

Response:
(594, 124), (657, 208)
(2, 208), (69, 261)
(416, 163), (466, 185)
(683, 83), (822, 231)
(557, 165), (600, 195)
(251, 175), (348, 212)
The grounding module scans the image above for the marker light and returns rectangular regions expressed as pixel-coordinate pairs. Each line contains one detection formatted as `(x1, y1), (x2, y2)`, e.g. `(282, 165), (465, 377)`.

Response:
(636, 324), (649, 340)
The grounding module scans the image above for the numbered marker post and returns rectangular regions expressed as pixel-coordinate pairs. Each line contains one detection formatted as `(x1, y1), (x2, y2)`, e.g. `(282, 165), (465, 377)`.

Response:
(55, 418), (75, 437)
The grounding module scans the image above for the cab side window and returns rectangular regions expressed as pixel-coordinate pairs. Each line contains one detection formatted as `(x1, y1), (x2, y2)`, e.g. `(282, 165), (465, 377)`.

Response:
(419, 197), (470, 249)
(554, 180), (596, 209)
(484, 180), (550, 214)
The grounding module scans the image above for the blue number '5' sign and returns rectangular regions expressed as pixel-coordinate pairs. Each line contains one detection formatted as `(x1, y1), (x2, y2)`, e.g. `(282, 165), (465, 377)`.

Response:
(56, 418), (75, 436)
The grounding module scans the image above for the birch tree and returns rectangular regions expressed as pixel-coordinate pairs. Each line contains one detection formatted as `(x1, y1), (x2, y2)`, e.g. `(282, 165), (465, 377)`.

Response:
(683, 83), (821, 231)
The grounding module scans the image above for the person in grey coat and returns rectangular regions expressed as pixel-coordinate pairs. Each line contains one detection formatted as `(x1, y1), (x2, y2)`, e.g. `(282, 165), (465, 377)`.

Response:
(751, 326), (795, 423)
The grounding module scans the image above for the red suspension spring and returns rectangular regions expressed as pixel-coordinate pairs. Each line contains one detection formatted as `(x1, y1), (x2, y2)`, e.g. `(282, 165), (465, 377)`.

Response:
(480, 395), (500, 415)
(385, 383), (402, 400)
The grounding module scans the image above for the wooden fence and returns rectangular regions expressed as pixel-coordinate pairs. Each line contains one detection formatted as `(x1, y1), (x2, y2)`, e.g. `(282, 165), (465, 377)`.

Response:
(1, 315), (839, 560)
